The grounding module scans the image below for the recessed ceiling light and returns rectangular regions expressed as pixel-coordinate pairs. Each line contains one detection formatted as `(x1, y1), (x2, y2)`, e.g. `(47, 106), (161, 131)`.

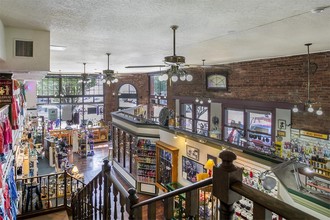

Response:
(50, 45), (66, 51)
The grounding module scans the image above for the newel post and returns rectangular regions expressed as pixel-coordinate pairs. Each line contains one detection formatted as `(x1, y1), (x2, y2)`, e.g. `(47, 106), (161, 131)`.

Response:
(126, 188), (139, 220)
(103, 159), (111, 219)
(212, 151), (242, 220)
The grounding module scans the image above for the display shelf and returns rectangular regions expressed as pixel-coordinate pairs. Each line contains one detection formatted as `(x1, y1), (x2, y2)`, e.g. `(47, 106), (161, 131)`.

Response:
(155, 141), (179, 192)
(89, 126), (109, 143)
(310, 159), (330, 177)
(136, 139), (156, 185)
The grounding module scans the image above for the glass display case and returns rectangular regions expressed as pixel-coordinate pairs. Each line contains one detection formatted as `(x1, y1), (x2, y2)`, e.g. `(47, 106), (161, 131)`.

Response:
(156, 141), (179, 192)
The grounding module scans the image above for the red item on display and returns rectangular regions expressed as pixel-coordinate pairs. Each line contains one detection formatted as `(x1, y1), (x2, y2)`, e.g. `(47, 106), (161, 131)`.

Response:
(11, 97), (19, 130)
(249, 171), (253, 178)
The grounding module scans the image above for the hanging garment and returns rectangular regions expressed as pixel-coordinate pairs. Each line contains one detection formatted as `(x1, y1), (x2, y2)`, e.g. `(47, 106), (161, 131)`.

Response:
(11, 97), (19, 130)
(0, 125), (4, 154)
(3, 118), (12, 145)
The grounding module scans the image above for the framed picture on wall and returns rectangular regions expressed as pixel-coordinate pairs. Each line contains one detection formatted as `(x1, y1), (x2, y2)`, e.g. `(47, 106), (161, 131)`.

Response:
(182, 156), (206, 183)
(186, 145), (199, 161)
(207, 154), (218, 165)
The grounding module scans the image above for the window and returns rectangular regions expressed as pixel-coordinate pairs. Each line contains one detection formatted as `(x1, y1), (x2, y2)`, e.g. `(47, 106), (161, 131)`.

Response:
(180, 103), (209, 136)
(224, 108), (273, 153)
(181, 104), (193, 132)
(224, 109), (245, 146)
(118, 84), (137, 110)
(195, 105), (209, 136)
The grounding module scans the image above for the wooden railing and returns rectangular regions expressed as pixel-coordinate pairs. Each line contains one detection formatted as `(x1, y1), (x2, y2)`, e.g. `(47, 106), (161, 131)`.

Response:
(57, 152), (320, 219)
(16, 171), (85, 219)
(24, 151), (316, 220)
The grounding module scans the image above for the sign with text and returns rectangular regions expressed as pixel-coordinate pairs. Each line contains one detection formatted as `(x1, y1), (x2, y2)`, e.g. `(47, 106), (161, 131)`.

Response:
(0, 79), (13, 106)
(300, 130), (328, 140)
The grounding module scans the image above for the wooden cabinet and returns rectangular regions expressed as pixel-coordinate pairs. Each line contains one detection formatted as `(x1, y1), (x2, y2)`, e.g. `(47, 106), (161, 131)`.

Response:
(155, 141), (179, 192)
(89, 126), (108, 143)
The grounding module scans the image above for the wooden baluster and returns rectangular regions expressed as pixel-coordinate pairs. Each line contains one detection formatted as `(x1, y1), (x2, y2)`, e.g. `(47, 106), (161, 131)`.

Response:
(127, 188), (139, 220)
(185, 189), (198, 219)
(113, 187), (119, 220)
(213, 151), (242, 220)
(77, 189), (82, 219)
(253, 202), (272, 220)
(55, 174), (58, 207)
(64, 171), (67, 207)
(103, 160), (111, 219)
(99, 173), (103, 220)
(164, 197), (174, 220)
(47, 176), (50, 212)
(88, 183), (93, 220)
(94, 178), (98, 218)
(29, 181), (33, 212)
(147, 202), (156, 220)
(108, 175), (113, 219)
(120, 193), (126, 220)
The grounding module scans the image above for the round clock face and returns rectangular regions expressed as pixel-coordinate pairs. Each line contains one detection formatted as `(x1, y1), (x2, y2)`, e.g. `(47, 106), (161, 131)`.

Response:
(207, 74), (227, 89)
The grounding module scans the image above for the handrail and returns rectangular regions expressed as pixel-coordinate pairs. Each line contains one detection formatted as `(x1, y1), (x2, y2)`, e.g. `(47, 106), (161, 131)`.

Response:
(132, 178), (212, 209)
(16, 171), (65, 181)
(104, 172), (129, 198)
(231, 182), (318, 220)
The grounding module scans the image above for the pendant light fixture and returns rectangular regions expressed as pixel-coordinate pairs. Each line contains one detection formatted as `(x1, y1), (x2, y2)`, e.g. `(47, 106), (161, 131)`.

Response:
(80, 62), (89, 84)
(102, 53), (118, 86)
(292, 43), (323, 115)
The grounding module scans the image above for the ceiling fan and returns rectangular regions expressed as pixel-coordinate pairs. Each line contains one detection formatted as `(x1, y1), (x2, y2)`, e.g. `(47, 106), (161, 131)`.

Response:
(126, 25), (193, 82)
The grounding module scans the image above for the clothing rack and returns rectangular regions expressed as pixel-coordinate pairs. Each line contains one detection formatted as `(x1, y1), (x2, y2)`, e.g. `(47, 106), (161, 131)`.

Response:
(1, 105), (12, 192)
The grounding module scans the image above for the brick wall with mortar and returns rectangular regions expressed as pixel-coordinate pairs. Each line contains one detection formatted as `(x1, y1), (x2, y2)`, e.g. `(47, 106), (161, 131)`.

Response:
(104, 73), (149, 122)
(105, 51), (330, 134)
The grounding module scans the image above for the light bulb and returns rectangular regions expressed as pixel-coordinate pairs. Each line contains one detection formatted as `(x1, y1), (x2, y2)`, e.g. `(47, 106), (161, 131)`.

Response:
(200, 100), (204, 104)
(292, 105), (299, 113)
(113, 78), (119, 83)
(155, 96), (158, 99)
(171, 75), (178, 82)
(163, 74), (169, 81)
(208, 98), (212, 103)
(195, 97), (199, 103)
(102, 79), (106, 83)
(158, 75), (163, 81)
(179, 75), (186, 81)
(307, 104), (314, 113)
(316, 107), (323, 116)
(186, 74), (193, 82)
(106, 80), (111, 85)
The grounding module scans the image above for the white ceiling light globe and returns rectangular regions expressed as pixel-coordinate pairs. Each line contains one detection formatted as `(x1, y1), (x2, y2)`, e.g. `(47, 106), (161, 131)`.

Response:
(316, 107), (323, 116)
(158, 75), (163, 81)
(186, 74), (193, 82)
(163, 74), (169, 81)
(307, 104), (314, 113)
(102, 79), (106, 83)
(113, 78), (119, 83)
(107, 80), (111, 85)
(292, 105), (299, 113)
(180, 75), (186, 81)
(171, 75), (178, 82)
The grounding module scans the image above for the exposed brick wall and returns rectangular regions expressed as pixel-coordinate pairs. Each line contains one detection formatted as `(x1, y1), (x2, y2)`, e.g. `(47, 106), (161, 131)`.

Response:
(104, 73), (149, 122)
(105, 51), (330, 133)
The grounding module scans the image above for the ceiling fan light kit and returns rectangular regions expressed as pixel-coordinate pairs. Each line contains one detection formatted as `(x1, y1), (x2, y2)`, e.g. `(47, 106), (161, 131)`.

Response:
(292, 43), (323, 116)
(102, 53), (118, 86)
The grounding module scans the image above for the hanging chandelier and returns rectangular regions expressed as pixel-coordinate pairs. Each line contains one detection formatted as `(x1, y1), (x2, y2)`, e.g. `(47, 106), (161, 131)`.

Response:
(292, 43), (323, 116)
(102, 53), (118, 86)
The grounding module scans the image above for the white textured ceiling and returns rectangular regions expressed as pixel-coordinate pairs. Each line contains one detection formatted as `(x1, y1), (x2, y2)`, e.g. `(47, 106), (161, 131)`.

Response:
(0, 0), (329, 74)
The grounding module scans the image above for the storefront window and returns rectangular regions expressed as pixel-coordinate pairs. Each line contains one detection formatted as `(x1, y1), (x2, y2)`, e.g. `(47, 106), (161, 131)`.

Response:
(247, 111), (272, 149)
(224, 109), (245, 146)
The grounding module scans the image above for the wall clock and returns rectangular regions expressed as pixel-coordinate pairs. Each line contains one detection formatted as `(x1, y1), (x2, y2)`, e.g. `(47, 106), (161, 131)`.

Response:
(206, 72), (228, 91)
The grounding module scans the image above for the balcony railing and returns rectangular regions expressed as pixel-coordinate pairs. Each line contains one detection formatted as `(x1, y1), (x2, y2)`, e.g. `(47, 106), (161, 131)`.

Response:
(69, 151), (317, 220)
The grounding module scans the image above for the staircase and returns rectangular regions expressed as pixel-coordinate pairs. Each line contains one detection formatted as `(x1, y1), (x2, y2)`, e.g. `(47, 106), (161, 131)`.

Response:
(19, 151), (318, 220)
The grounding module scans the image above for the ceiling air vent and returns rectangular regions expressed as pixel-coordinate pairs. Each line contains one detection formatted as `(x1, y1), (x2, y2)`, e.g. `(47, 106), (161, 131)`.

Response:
(15, 40), (33, 57)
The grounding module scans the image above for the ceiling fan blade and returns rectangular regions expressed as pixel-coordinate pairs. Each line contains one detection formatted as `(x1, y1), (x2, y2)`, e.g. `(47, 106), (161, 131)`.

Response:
(125, 65), (167, 68)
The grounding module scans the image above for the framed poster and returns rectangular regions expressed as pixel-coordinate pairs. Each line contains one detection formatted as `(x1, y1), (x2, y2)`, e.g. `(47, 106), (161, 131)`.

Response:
(182, 156), (206, 183)
(186, 145), (199, 161)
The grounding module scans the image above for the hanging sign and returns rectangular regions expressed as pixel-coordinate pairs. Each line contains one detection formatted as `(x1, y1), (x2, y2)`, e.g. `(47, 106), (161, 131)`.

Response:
(300, 130), (328, 140)
(0, 79), (13, 106)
